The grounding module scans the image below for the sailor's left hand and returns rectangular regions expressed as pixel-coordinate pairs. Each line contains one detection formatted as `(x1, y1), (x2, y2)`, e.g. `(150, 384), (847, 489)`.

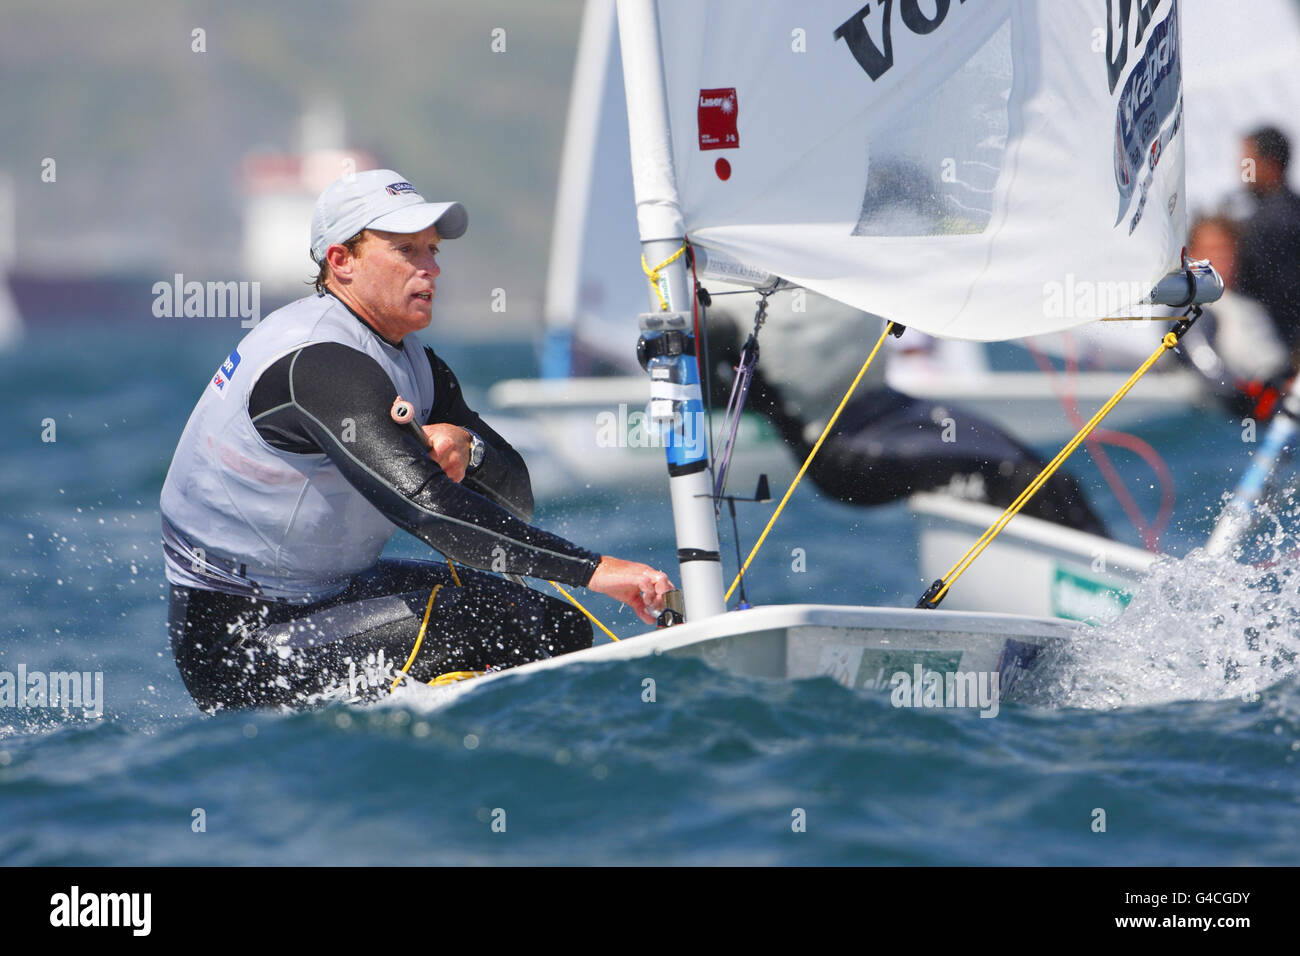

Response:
(419, 423), (473, 482)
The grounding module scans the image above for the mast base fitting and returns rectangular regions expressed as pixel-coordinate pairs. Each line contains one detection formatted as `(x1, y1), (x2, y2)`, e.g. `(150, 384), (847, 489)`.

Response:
(656, 608), (685, 628)
(656, 588), (685, 628)
(916, 579), (945, 609)
(637, 329), (695, 371)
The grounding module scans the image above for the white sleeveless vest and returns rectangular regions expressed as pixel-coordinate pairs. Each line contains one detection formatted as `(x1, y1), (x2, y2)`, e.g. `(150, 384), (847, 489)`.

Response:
(160, 294), (436, 602)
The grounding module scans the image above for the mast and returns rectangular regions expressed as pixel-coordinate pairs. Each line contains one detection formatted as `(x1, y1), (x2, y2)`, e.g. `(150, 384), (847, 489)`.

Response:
(617, 0), (725, 621)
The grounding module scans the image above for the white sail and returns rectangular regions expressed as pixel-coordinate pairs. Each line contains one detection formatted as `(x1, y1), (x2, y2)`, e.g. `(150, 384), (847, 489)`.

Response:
(544, 0), (647, 374)
(0, 172), (21, 350)
(621, 0), (1188, 341)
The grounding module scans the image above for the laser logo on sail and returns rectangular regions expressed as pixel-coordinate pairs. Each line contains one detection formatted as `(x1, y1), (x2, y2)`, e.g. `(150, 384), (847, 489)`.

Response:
(698, 88), (738, 150)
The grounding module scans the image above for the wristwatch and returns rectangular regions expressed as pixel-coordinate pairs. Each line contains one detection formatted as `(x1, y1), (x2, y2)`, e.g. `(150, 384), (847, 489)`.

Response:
(465, 429), (486, 473)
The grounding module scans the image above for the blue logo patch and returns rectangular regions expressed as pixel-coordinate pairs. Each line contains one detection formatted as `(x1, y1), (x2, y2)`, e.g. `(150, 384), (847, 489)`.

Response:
(386, 182), (417, 196)
(210, 347), (241, 398)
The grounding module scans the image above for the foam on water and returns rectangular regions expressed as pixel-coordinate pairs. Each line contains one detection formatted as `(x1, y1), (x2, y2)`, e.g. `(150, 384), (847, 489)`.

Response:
(1027, 542), (1300, 711)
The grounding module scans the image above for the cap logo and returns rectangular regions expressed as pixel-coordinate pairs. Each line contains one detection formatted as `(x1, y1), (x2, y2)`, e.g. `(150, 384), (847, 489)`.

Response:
(385, 182), (417, 196)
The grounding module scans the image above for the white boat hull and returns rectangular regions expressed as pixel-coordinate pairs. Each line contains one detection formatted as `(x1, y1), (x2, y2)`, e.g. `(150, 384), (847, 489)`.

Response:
(404, 603), (1081, 709)
(909, 492), (1156, 623)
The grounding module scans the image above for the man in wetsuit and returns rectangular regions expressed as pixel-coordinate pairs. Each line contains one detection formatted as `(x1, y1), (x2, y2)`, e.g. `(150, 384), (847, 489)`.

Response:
(1236, 127), (1300, 368)
(161, 169), (672, 712)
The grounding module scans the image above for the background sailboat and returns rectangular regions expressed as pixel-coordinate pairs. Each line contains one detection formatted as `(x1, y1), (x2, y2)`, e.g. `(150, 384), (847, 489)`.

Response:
(0, 172), (22, 351)
(423, 0), (1225, 706)
(911, 0), (1300, 623)
(492, 0), (1217, 510)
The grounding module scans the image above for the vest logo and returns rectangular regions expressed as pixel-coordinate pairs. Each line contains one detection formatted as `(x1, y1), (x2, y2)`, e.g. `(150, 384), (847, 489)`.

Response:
(386, 181), (417, 196)
(210, 347), (242, 398)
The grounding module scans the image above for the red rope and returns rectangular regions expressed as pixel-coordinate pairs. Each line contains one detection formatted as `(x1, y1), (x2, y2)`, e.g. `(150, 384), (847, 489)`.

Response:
(1024, 334), (1176, 552)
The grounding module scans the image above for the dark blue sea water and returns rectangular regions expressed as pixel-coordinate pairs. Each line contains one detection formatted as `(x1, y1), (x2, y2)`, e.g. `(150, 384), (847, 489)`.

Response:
(1, 314), (1297, 865)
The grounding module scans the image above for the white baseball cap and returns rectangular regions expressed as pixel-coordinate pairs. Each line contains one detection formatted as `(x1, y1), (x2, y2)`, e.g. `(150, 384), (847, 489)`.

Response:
(310, 168), (468, 262)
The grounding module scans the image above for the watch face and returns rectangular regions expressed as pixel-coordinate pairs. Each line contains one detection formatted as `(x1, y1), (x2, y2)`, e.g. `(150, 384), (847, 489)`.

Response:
(468, 432), (485, 469)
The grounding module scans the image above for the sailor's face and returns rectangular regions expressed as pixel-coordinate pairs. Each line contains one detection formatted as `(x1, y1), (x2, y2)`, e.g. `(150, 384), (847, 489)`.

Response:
(348, 225), (442, 333)
(1190, 223), (1236, 289)
(1241, 138), (1282, 195)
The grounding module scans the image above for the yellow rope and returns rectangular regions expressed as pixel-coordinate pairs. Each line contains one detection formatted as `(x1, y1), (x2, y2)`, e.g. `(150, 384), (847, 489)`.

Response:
(453, 556), (620, 642)
(923, 330), (1184, 607)
(725, 322), (896, 602)
(391, 561), (620, 693)
(389, 584), (442, 693)
(641, 244), (688, 312)
(424, 579), (619, 689)
(428, 670), (483, 686)
(549, 581), (620, 641)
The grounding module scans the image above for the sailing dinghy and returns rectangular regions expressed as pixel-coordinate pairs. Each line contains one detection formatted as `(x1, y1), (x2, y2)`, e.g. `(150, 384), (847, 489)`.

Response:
(413, 0), (1223, 707)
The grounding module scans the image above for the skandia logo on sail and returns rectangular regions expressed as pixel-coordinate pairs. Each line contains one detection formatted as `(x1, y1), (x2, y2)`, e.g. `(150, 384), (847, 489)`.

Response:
(1110, 0), (1182, 232)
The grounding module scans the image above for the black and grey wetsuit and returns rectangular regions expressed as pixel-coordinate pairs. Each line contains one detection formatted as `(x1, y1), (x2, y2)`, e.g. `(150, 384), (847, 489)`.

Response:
(161, 292), (600, 712)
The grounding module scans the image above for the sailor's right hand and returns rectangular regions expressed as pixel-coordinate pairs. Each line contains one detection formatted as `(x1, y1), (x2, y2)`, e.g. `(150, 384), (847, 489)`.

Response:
(586, 556), (675, 626)
(418, 423), (473, 482)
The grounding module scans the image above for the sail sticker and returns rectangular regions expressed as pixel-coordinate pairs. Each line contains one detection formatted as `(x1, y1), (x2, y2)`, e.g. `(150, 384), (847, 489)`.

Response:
(1111, 0), (1181, 229)
(698, 88), (738, 150)
(209, 347), (241, 398)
